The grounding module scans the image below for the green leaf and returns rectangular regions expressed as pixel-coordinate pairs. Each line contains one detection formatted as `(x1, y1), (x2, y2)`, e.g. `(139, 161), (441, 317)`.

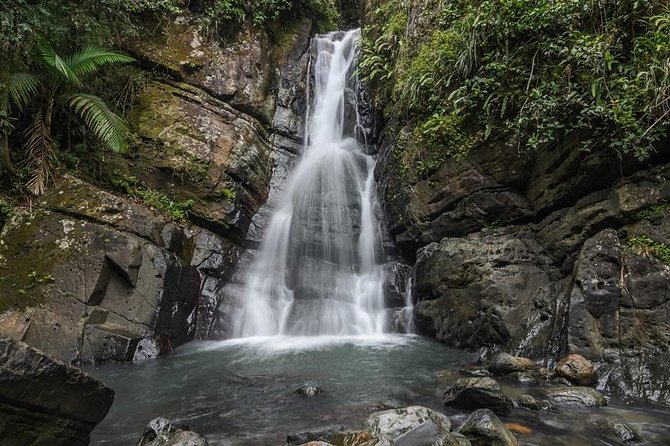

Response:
(8, 72), (40, 111)
(68, 94), (130, 153)
(36, 39), (78, 83)
(65, 47), (135, 79)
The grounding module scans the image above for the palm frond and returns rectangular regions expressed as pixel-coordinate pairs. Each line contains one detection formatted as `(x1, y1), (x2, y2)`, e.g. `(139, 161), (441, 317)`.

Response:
(23, 111), (56, 196)
(68, 94), (130, 153)
(36, 39), (79, 83)
(8, 72), (40, 111)
(65, 47), (135, 78)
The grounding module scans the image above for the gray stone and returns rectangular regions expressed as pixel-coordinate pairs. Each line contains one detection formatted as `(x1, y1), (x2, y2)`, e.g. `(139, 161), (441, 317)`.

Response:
(286, 425), (349, 445)
(457, 409), (519, 446)
(590, 417), (638, 443)
(443, 378), (514, 416)
(0, 335), (114, 446)
(517, 395), (552, 411)
(488, 353), (536, 375)
(137, 417), (208, 446)
(544, 387), (608, 407)
(364, 406), (453, 441)
(296, 384), (322, 397)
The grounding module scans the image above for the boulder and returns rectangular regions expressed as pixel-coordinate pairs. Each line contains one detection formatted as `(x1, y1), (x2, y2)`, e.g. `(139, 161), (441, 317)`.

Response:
(137, 417), (208, 446)
(488, 353), (536, 375)
(364, 406), (452, 439)
(0, 335), (114, 446)
(554, 354), (598, 386)
(456, 409), (519, 446)
(363, 406), (460, 445)
(544, 387), (607, 407)
(413, 228), (559, 356)
(287, 425), (349, 445)
(443, 378), (514, 416)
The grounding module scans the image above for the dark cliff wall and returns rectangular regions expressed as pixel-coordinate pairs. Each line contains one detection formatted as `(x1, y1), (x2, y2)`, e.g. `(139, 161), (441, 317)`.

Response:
(361, 0), (670, 403)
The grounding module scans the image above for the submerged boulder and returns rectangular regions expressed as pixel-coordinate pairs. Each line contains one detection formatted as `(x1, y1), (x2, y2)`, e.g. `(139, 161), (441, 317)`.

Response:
(443, 378), (514, 416)
(544, 387), (607, 407)
(457, 409), (519, 446)
(137, 417), (208, 446)
(554, 354), (598, 386)
(589, 417), (638, 443)
(0, 335), (114, 446)
(296, 383), (322, 397)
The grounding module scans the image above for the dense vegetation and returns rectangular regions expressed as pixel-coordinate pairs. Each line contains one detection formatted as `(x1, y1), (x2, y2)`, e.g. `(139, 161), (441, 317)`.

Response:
(0, 0), (339, 217)
(361, 0), (670, 181)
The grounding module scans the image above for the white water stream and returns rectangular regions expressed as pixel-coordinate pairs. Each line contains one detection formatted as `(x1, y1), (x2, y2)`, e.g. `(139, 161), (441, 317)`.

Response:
(232, 29), (387, 337)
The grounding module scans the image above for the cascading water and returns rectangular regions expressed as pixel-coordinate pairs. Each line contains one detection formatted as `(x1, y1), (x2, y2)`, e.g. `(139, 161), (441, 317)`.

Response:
(232, 29), (387, 337)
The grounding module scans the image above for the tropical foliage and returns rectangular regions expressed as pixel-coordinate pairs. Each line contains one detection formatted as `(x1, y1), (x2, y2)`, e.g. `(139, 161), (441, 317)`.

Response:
(361, 0), (670, 180)
(1, 41), (134, 195)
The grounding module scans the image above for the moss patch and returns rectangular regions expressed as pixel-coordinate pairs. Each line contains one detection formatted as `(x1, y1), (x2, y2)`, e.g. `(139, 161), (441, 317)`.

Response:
(628, 235), (670, 266)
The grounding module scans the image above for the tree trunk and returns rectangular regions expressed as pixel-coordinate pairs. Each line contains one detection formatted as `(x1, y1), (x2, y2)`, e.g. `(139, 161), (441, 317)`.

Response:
(0, 133), (18, 176)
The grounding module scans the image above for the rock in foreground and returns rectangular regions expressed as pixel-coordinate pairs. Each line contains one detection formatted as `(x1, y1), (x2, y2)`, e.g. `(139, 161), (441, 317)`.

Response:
(0, 335), (114, 446)
(363, 406), (464, 445)
(457, 409), (519, 446)
(443, 378), (514, 416)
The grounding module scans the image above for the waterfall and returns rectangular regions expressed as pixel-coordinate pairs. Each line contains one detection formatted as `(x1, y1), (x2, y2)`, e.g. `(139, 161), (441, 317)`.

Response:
(232, 29), (387, 338)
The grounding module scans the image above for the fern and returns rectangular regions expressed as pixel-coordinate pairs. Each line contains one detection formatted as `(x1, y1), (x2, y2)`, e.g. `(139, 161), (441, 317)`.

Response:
(69, 94), (130, 153)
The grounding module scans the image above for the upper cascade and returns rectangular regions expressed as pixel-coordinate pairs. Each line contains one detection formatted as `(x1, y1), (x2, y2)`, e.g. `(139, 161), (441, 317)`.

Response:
(232, 29), (387, 337)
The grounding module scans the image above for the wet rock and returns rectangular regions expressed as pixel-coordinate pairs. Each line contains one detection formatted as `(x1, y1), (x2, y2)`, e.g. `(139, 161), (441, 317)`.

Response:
(413, 228), (558, 356)
(363, 406), (455, 443)
(590, 417), (638, 443)
(544, 387), (607, 407)
(457, 409), (519, 446)
(297, 442), (335, 446)
(296, 384), (322, 397)
(488, 353), (536, 375)
(287, 425), (348, 445)
(443, 378), (514, 416)
(517, 395), (552, 411)
(330, 431), (379, 446)
(392, 420), (462, 446)
(0, 335), (114, 446)
(137, 417), (208, 445)
(554, 354), (598, 386)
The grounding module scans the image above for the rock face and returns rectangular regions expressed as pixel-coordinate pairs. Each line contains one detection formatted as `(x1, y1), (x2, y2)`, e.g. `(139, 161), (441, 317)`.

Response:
(0, 11), (315, 363)
(443, 378), (514, 416)
(413, 228), (560, 357)
(0, 177), (238, 364)
(0, 335), (114, 446)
